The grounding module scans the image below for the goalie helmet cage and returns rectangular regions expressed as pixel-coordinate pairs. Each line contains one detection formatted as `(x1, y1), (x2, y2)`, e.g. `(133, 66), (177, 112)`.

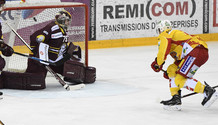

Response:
(1, 2), (88, 72)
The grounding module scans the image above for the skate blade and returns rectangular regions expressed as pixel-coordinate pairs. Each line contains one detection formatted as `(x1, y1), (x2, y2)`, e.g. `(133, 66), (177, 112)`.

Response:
(203, 92), (218, 108)
(163, 105), (182, 111)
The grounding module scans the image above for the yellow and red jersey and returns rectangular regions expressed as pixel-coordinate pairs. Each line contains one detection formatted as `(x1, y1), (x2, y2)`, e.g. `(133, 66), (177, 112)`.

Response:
(156, 29), (208, 66)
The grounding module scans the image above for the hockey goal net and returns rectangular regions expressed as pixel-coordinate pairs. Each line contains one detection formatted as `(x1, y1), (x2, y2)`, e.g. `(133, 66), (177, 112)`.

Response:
(1, 2), (88, 73)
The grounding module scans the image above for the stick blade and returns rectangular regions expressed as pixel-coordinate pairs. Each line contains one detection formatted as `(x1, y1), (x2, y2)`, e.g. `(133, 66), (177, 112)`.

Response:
(68, 83), (86, 91)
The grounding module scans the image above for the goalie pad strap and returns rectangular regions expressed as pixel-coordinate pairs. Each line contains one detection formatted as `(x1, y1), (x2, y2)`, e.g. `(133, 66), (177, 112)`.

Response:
(1, 71), (46, 90)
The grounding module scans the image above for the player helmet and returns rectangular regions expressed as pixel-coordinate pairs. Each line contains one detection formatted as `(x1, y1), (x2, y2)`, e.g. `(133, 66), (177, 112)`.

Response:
(55, 10), (72, 31)
(156, 20), (172, 34)
(0, 0), (5, 6)
(0, 0), (5, 10)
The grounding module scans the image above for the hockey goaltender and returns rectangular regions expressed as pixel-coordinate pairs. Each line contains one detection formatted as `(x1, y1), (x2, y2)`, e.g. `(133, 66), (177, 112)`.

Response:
(0, 2), (96, 90)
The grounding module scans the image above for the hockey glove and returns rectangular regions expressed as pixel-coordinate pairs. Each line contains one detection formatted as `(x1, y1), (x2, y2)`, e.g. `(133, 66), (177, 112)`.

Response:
(66, 42), (77, 56)
(66, 43), (81, 59)
(54, 53), (71, 66)
(151, 57), (164, 72)
(0, 40), (14, 57)
(72, 46), (81, 59)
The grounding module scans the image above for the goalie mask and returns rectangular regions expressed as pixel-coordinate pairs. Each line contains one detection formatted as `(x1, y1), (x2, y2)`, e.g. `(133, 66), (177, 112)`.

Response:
(156, 20), (172, 34)
(55, 10), (72, 31)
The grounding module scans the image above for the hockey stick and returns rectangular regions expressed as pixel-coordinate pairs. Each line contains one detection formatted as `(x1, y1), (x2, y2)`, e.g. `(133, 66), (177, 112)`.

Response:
(13, 51), (56, 66)
(5, 22), (33, 51)
(182, 85), (218, 98)
(6, 22), (85, 91)
(0, 47), (55, 65)
(160, 69), (218, 98)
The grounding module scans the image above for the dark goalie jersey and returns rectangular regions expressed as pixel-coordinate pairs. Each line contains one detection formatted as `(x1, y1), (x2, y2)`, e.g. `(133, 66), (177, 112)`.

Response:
(30, 21), (68, 62)
(0, 19), (3, 40)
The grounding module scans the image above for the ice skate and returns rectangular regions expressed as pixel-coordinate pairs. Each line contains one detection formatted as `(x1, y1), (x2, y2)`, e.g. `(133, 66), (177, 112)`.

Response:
(160, 95), (182, 111)
(0, 91), (3, 100)
(202, 85), (218, 108)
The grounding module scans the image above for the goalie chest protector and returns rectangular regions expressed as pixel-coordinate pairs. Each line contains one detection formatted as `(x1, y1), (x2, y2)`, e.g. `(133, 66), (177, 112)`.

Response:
(1, 71), (46, 90)
(63, 60), (96, 83)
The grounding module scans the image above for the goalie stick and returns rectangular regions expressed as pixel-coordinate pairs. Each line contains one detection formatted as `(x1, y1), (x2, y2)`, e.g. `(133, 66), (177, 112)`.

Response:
(13, 51), (56, 66)
(0, 47), (56, 65)
(45, 66), (85, 91)
(5, 22), (33, 51)
(5, 22), (85, 91)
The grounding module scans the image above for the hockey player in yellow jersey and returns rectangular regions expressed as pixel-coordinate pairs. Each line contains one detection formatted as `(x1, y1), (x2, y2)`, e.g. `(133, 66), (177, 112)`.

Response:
(151, 20), (218, 110)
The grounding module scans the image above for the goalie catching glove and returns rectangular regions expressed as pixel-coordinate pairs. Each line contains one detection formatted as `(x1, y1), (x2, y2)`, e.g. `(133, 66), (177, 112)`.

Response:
(151, 57), (165, 72)
(54, 42), (81, 66)
(0, 40), (14, 57)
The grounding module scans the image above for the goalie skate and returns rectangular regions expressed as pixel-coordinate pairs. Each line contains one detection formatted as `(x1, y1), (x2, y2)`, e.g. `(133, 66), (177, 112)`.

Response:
(203, 92), (218, 108)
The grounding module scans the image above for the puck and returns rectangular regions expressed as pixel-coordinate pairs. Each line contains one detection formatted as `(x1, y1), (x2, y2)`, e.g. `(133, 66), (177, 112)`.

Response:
(33, 17), (37, 22)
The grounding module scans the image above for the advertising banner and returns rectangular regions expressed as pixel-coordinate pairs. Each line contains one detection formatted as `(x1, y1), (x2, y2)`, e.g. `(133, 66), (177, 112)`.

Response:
(90, 0), (205, 40)
(213, 0), (218, 27)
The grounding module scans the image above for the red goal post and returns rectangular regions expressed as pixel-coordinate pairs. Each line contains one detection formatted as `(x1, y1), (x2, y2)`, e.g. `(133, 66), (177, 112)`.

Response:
(1, 2), (89, 72)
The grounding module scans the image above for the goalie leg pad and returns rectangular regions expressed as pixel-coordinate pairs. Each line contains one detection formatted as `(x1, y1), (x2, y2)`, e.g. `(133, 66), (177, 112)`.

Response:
(0, 75), (3, 89)
(84, 66), (96, 84)
(0, 55), (6, 71)
(63, 60), (85, 83)
(1, 71), (46, 90)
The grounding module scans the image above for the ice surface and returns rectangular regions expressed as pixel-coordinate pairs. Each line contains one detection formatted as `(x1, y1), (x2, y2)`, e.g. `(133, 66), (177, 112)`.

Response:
(0, 42), (218, 125)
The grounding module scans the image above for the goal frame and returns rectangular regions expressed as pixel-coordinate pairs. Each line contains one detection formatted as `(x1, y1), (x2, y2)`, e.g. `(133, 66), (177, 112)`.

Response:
(2, 2), (89, 67)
